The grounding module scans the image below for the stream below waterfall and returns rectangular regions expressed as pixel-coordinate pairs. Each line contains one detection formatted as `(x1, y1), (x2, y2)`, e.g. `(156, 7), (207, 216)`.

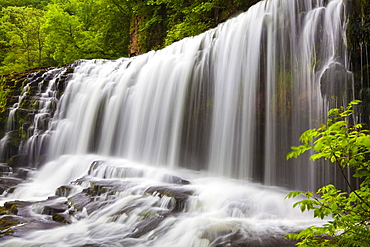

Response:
(1, 155), (322, 246)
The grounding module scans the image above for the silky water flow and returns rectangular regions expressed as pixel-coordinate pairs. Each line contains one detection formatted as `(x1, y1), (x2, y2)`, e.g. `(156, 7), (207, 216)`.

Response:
(0, 0), (352, 246)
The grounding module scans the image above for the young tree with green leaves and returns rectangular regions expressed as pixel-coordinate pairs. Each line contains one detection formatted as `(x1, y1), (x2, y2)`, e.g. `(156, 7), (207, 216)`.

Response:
(286, 100), (370, 246)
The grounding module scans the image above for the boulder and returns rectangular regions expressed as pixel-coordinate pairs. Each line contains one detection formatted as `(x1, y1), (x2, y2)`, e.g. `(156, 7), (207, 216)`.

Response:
(68, 192), (92, 211)
(0, 215), (24, 237)
(38, 196), (69, 215)
(52, 212), (72, 224)
(145, 185), (194, 212)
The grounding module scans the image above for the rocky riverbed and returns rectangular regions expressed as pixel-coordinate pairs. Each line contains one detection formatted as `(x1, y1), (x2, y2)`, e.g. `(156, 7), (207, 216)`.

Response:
(0, 155), (322, 246)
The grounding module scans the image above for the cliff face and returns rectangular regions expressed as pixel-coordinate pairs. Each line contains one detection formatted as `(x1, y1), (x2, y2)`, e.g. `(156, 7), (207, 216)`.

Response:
(348, 0), (370, 126)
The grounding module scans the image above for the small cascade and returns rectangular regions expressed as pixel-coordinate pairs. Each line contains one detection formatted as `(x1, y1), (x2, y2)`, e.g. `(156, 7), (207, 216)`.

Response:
(21, 67), (71, 166)
(0, 66), (74, 167)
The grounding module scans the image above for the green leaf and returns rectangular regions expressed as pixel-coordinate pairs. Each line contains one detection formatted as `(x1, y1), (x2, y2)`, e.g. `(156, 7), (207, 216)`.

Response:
(286, 144), (312, 159)
(356, 136), (370, 148)
(285, 191), (304, 199)
(310, 153), (326, 160)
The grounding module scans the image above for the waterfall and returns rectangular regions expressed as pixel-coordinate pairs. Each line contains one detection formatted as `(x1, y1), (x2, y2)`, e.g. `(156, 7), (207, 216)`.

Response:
(0, 0), (352, 246)
(40, 0), (350, 189)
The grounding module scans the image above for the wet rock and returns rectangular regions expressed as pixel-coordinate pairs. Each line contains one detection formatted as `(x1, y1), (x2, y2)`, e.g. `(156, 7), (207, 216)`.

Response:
(7, 155), (29, 169)
(55, 184), (78, 197)
(3, 203), (18, 215)
(9, 218), (63, 238)
(1, 65), (76, 169)
(199, 227), (297, 247)
(320, 63), (352, 99)
(70, 177), (141, 214)
(73, 244), (100, 247)
(106, 198), (151, 220)
(52, 212), (72, 224)
(162, 174), (190, 185)
(0, 163), (12, 174)
(0, 199), (65, 238)
(0, 202), (18, 215)
(85, 200), (109, 215)
(16, 167), (35, 179)
(1, 131), (22, 161)
(2, 201), (35, 219)
(77, 177), (137, 196)
(4, 201), (33, 210)
(0, 215), (24, 237)
(0, 177), (23, 194)
(40, 197), (69, 215)
(87, 160), (144, 179)
(145, 185), (194, 212)
(68, 192), (92, 211)
(129, 217), (165, 238)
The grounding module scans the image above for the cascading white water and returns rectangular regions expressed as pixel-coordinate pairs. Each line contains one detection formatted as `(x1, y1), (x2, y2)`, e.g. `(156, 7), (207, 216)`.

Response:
(41, 0), (351, 190)
(0, 67), (69, 165)
(0, 0), (352, 246)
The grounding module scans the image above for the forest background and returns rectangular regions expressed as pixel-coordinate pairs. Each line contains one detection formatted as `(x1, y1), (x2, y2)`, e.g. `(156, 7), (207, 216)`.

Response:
(0, 0), (263, 74)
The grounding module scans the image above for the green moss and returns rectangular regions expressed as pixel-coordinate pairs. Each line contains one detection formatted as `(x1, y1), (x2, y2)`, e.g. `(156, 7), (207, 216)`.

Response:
(52, 213), (71, 224)
(0, 216), (23, 236)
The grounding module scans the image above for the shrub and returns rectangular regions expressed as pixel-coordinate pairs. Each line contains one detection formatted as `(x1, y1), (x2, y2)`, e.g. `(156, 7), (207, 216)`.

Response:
(286, 100), (370, 246)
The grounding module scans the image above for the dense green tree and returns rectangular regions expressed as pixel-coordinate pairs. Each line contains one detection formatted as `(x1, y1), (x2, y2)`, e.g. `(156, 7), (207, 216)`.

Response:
(42, 0), (132, 65)
(0, 6), (46, 73)
(42, 2), (97, 65)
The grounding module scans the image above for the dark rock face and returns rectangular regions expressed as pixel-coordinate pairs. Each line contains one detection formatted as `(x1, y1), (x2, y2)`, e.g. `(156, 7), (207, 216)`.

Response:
(348, 1), (370, 127)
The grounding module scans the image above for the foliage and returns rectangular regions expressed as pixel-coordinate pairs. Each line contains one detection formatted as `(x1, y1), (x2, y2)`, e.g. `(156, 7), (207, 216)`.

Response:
(147, 0), (259, 46)
(0, 76), (12, 138)
(0, 0), (50, 8)
(0, 77), (11, 114)
(286, 100), (370, 246)
(0, 6), (46, 73)
(0, 0), (261, 73)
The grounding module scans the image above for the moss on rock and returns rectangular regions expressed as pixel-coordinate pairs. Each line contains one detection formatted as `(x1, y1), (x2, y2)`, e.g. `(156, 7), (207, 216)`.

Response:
(0, 216), (22, 236)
